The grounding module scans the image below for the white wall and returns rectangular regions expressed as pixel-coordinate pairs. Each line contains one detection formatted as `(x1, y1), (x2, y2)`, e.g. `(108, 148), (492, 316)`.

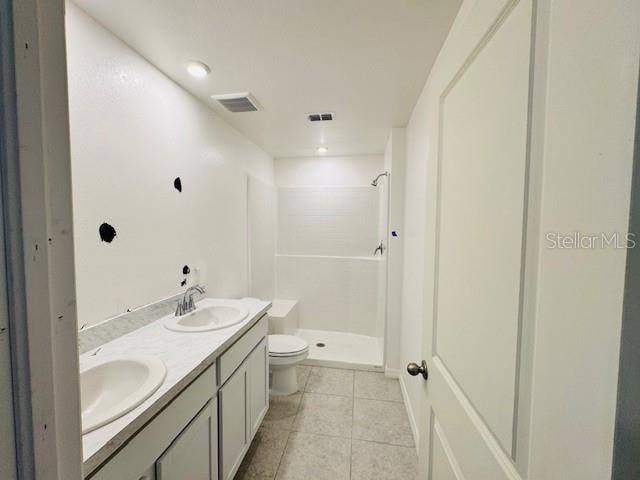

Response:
(383, 128), (406, 374)
(399, 89), (432, 446)
(248, 176), (276, 301)
(66, 3), (274, 326)
(275, 155), (385, 338)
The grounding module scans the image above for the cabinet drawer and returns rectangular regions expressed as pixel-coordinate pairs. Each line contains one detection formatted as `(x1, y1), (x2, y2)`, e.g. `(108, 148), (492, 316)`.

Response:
(217, 314), (267, 386)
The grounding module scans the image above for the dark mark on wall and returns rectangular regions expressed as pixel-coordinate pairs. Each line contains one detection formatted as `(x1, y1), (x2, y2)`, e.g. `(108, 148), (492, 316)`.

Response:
(183, 265), (190, 275)
(174, 177), (182, 192)
(99, 222), (117, 243)
(181, 279), (187, 286)
(57, 315), (63, 320)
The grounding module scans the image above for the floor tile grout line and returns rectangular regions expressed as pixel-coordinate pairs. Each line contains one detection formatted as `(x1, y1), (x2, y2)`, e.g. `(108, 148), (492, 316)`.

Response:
(351, 436), (416, 449)
(349, 436), (353, 480)
(304, 390), (354, 398)
(263, 422), (415, 449)
(270, 367), (309, 480)
(349, 368), (356, 479)
(284, 428), (352, 441)
(272, 429), (291, 480)
(261, 423), (416, 449)
(354, 394), (403, 403)
(298, 390), (404, 402)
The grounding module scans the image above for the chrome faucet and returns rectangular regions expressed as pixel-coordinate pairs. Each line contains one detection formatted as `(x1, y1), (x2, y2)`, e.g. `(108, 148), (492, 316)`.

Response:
(175, 285), (205, 316)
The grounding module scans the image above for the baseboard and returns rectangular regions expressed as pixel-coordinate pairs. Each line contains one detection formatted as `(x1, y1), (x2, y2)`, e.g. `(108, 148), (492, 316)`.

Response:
(385, 367), (400, 378)
(399, 374), (420, 450)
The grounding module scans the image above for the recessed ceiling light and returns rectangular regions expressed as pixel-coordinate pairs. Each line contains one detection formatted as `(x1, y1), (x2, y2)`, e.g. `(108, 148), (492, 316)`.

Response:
(317, 146), (329, 154)
(185, 60), (210, 78)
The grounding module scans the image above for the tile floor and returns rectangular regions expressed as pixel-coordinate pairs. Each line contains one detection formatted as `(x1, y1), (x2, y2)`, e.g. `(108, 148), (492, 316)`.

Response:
(234, 366), (418, 480)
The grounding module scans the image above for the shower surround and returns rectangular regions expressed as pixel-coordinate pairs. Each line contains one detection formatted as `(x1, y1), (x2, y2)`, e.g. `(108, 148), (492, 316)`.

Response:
(274, 156), (388, 368)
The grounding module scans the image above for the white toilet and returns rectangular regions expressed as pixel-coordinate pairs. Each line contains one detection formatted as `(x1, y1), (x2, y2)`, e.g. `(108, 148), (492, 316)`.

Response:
(268, 334), (309, 395)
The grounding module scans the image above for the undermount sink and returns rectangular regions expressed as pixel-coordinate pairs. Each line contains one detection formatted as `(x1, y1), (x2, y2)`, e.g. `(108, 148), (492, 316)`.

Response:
(164, 299), (249, 332)
(80, 354), (166, 434)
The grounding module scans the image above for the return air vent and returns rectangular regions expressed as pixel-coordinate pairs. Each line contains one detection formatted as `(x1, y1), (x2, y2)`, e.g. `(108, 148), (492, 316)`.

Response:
(211, 92), (261, 113)
(307, 112), (334, 122)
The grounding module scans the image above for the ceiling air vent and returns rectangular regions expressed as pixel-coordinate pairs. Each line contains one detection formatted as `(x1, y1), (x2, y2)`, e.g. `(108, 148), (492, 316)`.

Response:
(307, 112), (334, 122)
(211, 92), (261, 113)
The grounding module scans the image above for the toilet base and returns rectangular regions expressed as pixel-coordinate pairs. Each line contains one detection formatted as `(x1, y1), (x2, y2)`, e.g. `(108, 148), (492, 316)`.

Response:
(269, 364), (299, 396)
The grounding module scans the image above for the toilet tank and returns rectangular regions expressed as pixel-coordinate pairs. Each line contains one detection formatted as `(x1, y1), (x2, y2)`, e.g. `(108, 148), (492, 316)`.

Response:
(268, 300), (299, 334)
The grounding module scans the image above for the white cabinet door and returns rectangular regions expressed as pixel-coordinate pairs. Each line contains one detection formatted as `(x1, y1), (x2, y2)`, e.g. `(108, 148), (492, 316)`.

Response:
(156, 398), (218, 480)
(219, 363), (249, 480)
(248, 338), (269, 439)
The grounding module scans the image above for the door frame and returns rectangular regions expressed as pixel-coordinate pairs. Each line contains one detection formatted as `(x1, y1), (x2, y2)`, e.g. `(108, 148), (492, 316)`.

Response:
(612, 64), (640, 480)
(0, 0), (19, 475)
(1, 0), (83, 478)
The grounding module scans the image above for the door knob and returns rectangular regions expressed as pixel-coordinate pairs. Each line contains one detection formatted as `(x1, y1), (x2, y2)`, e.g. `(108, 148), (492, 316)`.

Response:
(407, 360), (429, 380)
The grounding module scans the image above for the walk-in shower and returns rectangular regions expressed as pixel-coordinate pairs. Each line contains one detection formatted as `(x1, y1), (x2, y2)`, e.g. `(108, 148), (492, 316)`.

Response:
(275, 166), (391, 370)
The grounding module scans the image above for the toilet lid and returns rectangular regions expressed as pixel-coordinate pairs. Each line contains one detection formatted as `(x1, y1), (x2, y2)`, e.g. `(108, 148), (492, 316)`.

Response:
(269, 335), (308, 356)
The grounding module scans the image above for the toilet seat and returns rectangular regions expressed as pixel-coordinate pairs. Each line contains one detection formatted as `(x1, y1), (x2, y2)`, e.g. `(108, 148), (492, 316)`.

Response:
(269, 334), (308, 357)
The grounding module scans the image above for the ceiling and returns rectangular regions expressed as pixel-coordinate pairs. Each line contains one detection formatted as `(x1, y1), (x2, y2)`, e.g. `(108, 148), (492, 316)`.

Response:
(72, 0), (461, 158)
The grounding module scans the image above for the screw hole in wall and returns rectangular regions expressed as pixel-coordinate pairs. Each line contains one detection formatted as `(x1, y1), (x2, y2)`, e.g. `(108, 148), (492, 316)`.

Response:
(315, 342), (326, 348)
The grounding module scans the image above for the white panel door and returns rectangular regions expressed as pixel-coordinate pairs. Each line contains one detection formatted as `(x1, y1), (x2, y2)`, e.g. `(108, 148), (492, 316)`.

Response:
(415, 0), (533, 478)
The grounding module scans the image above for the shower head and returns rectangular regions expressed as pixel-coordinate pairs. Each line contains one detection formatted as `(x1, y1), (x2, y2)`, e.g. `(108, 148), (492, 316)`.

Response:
(371, 171), (389, 187)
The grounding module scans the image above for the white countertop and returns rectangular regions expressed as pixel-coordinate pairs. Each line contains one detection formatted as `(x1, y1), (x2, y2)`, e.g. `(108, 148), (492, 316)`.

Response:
(81, 297), (271, 476)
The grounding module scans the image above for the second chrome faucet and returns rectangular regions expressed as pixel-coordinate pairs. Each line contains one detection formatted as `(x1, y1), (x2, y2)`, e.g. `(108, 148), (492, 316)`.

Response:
(175, 285), (206, 316)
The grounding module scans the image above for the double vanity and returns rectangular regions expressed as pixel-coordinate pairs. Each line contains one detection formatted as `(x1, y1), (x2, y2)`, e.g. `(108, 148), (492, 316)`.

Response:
(79, 295), (271, 480)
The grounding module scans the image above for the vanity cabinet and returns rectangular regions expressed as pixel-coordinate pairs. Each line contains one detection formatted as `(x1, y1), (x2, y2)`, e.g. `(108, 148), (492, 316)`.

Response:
(87, 314), (268, 480)
(218, 321), (269, 480)
(89, 365), (217, 480)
